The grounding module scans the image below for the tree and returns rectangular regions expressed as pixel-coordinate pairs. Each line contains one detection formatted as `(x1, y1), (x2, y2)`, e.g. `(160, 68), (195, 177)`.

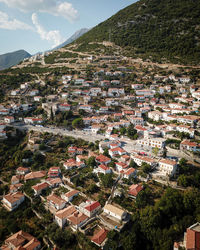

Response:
(129, 159), (138, 168)
(142, 162), (152, 173)
(127, 124), (138, 140)
(86, 183), (99, 194)
(99, 173), (113, 188)
(103, 148), (110, 157)
(177, 174), (189, 187)
(39, 143), (46, 151)
(50, 107), (54, 121)
(87, 156), (96, 167)
(72, 118), (83, 129)
(152, 147), (159, 156)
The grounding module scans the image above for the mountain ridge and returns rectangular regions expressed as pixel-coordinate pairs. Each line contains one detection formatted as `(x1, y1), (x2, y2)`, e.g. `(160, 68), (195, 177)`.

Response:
(0, 50), (31, 70)
(52, 28), (89, 51)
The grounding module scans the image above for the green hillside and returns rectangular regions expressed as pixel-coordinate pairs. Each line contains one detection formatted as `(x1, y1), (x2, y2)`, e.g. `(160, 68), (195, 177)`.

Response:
(0, 50), (31, 70)
(75, 0), (200, 64)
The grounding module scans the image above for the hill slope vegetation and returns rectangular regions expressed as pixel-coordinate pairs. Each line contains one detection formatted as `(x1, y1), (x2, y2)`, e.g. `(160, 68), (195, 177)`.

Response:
(75, 0), (200, 64)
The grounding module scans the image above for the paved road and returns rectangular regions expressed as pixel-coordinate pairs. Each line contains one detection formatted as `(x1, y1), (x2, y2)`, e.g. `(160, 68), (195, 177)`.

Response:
(14, 124), (181, 159)
(16, 124), (105, 143)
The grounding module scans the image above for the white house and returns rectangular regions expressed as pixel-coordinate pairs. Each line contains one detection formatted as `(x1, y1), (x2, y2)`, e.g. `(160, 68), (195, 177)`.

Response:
(32, 182), (50, 196)
(4, 116), (15, 124)
(103, 204), (127, 221)
(67, 211), (88, 230)
(46, 194), (66, 210)
(180, 140), (200, 152)
(55, 205), (76, 228)
(24, 117), (43, 124)
(94, 164), (112, 174)
(79, 200), (101, 217)
(29, 89), (39, 96)
(62, 190), (79, 202)
(34, 96), (42, 102)
(2, 192), (25, 211)
(158, 159), (177, 176)
(132, 155), (156, 166)
(123, 168), (137, 179)
(108, 88), (124, 97)
(59, 103), (71, 112)
(79, 105), (93, 112)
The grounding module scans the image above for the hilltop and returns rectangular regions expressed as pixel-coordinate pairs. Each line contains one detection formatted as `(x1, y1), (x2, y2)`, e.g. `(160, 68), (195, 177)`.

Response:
(52, 28), (89, 51)
(0, 50), (31, 70)
(74, 0), (200, 65)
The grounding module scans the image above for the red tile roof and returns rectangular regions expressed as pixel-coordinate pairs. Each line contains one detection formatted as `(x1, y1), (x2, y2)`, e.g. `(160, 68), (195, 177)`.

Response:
(96, 154), (111, 163)
(128, 184), (143, 197)
(91, 228), (108, 246)
(85, 201), (101, 212)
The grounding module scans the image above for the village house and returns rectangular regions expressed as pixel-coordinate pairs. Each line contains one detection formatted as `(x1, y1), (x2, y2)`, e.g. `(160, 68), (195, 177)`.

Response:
(32, 182), (50, 196)
(180, 140), (200, 152)
(79, 105), (93, 112)
(96, 154), (111, 165)
(24, 117), (43, 125)
(176, 125), (195, 138)
(137, 138), (166, 149)
(115, 162), (129, 172)
(135, 89), (154, 98)
(67, 211), (88, 230)
(34, 96), (42, 102)
(158, 159), (177, 176)
(29, 89), (39, 96)
(62, 190), (80, 202)
(90, 87), (102, 96)
(106, 99), (119, 106)
(59, 103), (71, 112)
(24, 171), (46, 181)
(2, 192), (25, 211)
(103, 204), (127, 221)
(79, 200), (101, 217)
(55, 205), (76, 228)
(128, 184), (143, 199)
(108, 88), (125, 97)
(48, 167), (61, 178)
(16, 166), (30, 175)
(122, 168), (137, 179)
(94, 164), (112, 174)
(109, 147), (127, 157)
(9, 183), (23, 193)
(1, 230), (41, 250)
(11, 89), (20, 96)
(46, 194), (66, 211)
(63, 158), (85, 170)
(91, 228), (108, 248)
(11, 175), (23, 185)
(4, 116), (15, 124)
(132, 155), (156, 167)
(129, 116), (144, 126)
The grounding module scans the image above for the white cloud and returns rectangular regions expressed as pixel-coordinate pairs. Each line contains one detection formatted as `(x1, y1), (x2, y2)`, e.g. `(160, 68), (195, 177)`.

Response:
(32, 13), (64, 48)
(0, 11), (33, 30)
(0, 0), (78, 22)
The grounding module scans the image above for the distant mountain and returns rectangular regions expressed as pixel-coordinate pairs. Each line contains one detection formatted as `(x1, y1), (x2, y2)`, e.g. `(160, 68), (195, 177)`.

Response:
(75, 0), (200, 64)
(0, 50), (31, 70)
(52, 28), (89, 50)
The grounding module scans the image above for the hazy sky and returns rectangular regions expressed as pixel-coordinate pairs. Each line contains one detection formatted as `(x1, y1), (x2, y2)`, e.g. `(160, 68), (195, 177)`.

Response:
(0, 0), (137, 55)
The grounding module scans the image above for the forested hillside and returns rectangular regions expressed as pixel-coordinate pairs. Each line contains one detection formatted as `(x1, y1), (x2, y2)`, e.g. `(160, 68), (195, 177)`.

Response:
(75, 0), (200, 64)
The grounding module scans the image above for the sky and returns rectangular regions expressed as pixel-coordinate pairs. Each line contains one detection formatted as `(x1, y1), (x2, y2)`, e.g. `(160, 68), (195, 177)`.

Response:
(0, 0), (137, 55)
